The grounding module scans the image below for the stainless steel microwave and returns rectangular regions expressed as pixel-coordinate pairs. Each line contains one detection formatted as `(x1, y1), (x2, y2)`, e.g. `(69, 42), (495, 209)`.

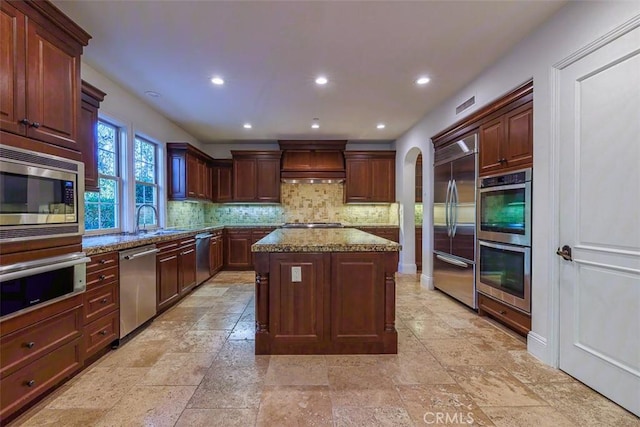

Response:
(0, 145), (84, 242)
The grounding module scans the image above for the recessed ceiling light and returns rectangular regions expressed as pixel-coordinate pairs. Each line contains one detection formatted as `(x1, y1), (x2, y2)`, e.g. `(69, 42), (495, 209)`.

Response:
(416, 76), (430, 85)
(376, 123), (386, 129)
(210, 76), (224, 85)
(311, 118), (320, 129)
(243, 123), (252, 129)
(144, 90), (161, 98)
(315, 76), (328, 85)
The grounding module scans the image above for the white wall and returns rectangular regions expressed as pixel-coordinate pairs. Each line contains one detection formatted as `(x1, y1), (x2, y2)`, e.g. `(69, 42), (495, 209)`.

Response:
(81, 63), (202, 231)
(394, 1), (640, 366)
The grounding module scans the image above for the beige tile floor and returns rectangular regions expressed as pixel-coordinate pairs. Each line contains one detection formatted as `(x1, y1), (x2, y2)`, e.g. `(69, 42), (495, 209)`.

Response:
(10, 272), (639, 427)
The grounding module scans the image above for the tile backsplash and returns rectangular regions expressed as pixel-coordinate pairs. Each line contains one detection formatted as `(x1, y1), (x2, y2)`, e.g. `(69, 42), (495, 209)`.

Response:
(168, 183), (399, 226)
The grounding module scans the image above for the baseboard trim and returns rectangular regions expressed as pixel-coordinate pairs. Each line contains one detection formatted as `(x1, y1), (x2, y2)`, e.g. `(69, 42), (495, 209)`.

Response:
(420, 273), (433, 290)
(398, 263), (417, 274)
(527, 331), (551, 365)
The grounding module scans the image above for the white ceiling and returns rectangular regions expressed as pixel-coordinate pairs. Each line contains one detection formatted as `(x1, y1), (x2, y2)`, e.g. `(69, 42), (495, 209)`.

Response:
(53, 0), (565, 143)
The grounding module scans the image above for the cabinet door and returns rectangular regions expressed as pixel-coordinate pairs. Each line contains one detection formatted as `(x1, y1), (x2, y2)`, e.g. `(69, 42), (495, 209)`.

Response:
(504, 103), (533, 169)
(79, 97), (99, 192)
(209, 237), (223, 275)
(479, 116), (504, 176)
(224, 230), (252, 269)
(416, 227), (422, 270)
(186, 154), (199, 198)
(26, 19), (80, 150)
(330, 253), (385, 343)
(0, 3), (25, 136)
(157, 250), (180, 310)
(214, 164), (233, 202)
(179, 244), (197, 295)
(415, 154), (423, 203)
(168, 151), (186, 200)
(256, 158), (280, 202)
(370, 158), (395, 202)
(233, 158), (257, 201)
(268, 253), (329, 346)
(204, 163), (212, 200)
(345, 159), (371, 202)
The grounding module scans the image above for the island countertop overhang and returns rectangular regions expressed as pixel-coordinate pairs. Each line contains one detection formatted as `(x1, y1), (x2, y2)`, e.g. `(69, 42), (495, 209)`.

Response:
(251, 228), (401, 253)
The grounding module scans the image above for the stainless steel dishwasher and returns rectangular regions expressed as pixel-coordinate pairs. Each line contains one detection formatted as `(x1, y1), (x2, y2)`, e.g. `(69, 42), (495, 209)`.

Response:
(119, 244), (159, 338)
(195, 232), (213, 285)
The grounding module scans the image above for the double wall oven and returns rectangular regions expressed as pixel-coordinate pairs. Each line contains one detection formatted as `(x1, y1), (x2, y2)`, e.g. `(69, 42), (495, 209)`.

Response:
(476, 168), (532, 313)
(0, 144), (89, 319)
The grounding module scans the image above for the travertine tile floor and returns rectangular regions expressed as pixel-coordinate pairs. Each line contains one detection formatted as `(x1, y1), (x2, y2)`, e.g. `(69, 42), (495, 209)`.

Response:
(11, 272), (639, 426)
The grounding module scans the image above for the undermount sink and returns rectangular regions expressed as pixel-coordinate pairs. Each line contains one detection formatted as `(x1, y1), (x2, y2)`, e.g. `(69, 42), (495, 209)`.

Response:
(136, 229), (185, 236)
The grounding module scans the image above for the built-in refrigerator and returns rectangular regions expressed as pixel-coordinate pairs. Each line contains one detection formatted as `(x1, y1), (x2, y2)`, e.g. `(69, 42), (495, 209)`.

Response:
(433, 132), (478, 309)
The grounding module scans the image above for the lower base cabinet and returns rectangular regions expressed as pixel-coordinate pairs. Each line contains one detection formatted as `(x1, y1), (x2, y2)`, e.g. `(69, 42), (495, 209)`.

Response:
(255, 251), (398, 355)
(156, 236), (198, 312)
(477, 292), (531, 336)
(209, 231), (224, 275)
(224, 227), (276, 270)
(0, 294), (84, 421)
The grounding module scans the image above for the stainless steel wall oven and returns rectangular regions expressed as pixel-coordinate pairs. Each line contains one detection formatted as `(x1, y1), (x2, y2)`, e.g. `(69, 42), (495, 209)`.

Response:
(0, 144), (84, 242)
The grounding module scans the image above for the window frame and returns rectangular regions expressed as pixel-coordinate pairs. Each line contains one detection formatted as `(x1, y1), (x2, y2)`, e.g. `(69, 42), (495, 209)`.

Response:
(84, 118), (123, 235)
(134, 135), (160, 231)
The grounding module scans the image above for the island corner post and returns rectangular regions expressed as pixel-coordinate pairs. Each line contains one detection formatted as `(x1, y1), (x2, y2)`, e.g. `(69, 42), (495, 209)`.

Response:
(253, 246), (399, 355)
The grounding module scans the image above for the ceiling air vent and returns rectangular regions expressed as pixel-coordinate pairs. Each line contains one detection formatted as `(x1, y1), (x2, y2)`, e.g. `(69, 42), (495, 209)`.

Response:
(456, 96), (475, 115)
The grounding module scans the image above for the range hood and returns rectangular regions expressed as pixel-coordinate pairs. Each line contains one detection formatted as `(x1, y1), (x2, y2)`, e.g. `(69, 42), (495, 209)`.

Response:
(279, 140), (346, 183)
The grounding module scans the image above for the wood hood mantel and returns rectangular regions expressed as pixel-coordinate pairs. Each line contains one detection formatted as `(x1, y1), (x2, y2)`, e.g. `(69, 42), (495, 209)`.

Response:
(278, 140), (347, 183)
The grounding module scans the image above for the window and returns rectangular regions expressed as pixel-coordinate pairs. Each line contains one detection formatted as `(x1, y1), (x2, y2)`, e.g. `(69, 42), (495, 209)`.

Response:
(85, 120), (120, 231)
(134, 136), (158, 228)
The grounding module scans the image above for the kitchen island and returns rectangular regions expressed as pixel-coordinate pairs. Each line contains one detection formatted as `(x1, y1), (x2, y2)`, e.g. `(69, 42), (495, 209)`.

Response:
(251, 228), (400, 354)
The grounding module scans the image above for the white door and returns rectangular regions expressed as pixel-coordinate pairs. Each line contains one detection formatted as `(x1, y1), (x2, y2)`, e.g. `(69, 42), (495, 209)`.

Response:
(558, 24), (640, 416)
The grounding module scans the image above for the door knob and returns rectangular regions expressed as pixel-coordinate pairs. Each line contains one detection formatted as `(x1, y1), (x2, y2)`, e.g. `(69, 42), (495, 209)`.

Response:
(556, 245), (573, 261)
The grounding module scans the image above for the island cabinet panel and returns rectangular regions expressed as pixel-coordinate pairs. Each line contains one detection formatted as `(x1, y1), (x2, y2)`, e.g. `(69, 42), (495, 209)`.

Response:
(254, 248), (398, 355)
(268, 254), (330, 348)
(331, 253), (384, 343)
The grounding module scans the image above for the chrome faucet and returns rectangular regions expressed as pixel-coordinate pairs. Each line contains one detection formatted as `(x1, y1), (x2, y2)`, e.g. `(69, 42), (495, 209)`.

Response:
(135, 204), (158, 234)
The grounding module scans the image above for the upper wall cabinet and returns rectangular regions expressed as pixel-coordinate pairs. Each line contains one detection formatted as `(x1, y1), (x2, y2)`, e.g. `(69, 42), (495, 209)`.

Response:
(79, 80), (106, 193)
(231, 151), (282, 203)
(167, 143), (213, 202)
(479, 101), (533, 176)
(211, 159), (233, 203)
(0, 1), (90, 152)
(344, 151), (396, 203)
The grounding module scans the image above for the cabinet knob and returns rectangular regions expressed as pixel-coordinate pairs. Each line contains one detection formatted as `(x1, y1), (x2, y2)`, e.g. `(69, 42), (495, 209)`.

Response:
(24, 341), (35, 349)
(26, 380), (36, 387)
(99, 330), (108, 336)
(99, 259), (107, 264)
(20, 118), (31, 126)
(499, 158), (507, 164)
(99, 275), (106, 281)
(499, 310), (507, 315)
(100, 298), (108, 304)
(31, 122), (40, 128)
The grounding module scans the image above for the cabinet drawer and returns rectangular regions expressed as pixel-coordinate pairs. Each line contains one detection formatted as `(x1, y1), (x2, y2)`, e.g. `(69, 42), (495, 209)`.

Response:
(0, 338), (82, 420)
(478, 293), (531, 336)
(86, 252), (119, 274)
(83, 281), (119, 324)
(0, 305), (82, 378)
(86, 265), (118, 289)
(84, 310), (119, 359)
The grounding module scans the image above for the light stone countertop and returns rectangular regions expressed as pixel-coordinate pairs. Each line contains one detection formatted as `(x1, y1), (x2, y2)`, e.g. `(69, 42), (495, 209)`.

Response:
(251, 228), (401, 253)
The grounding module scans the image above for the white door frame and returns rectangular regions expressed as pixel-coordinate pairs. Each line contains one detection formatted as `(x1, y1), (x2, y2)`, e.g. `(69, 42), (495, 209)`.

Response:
(548, 14), (640, 369)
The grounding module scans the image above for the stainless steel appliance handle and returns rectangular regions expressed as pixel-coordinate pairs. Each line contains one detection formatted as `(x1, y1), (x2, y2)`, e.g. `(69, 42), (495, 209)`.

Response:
(195, 233), (213, 239)
(451, 180), (459, 237)
(0, 256), (91, 282)
(445, 180), (452, 237)
(436, 254), (469, 268)
(123, 248), (159, 260)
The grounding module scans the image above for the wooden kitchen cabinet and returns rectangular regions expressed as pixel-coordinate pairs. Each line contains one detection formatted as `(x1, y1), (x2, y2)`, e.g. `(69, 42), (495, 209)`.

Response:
(212, 159), (233, 202)
(344, 151), (396, 203)
(477, 293), (531, 336)
(224, 227), (276, 270)
(156, 240), (181, 311)
(209, 230), (224, 275)
(0, 1), (90, 152)
(415, 154), (423, 203)
(83, 251), (119, 361)
(232, 151), (282, 202)
(416, 226), (422, 270)
(178, 237), (197, 295)
(167, 143), (214, 201)
(356, 227), (399, 243)
(479, 101), (533, 176)
(0, 294), (84, 421)
(79, 80), (106, 192)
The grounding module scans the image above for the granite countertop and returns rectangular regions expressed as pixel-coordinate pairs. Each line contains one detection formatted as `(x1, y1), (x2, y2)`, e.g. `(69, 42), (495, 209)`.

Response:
(251, 228), (401, 253)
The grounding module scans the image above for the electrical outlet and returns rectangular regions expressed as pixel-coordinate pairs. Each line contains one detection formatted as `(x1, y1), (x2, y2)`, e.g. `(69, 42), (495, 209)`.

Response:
(291, 266), (302, 282)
